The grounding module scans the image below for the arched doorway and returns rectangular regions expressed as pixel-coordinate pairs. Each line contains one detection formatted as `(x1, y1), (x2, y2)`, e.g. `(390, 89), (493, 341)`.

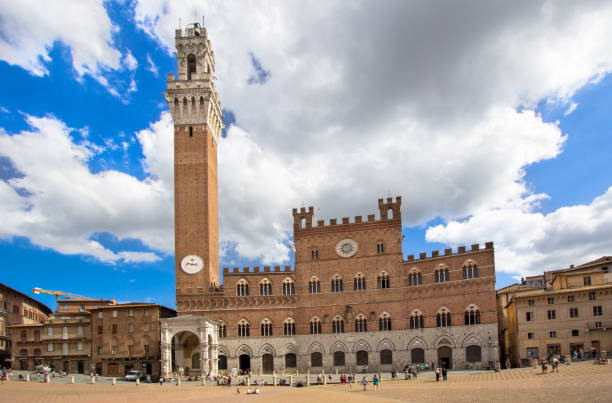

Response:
(218, 355), (228, 371)
(239, 354), (251, 372)
(262, 353), (274, 374)
(411, 348), (424, 364)
(172, 331), (201, 375)
(438, 346), (452, 369)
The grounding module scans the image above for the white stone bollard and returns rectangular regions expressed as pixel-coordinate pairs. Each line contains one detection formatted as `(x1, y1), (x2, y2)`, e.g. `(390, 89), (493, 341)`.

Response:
(45, 375), (50, 383)
(176, 377), (180, 386)
(91, 376), (95, 384)
(307, 370), (310, 387)
(25, 374), (30, 382)
(136, 378), (140, 385)
(112, 378), (116, 385)
(289, 375), (293, 387)
(273, 372), (277, 387)
(246, 376), (250, 386)
(71, 376), (75, 384)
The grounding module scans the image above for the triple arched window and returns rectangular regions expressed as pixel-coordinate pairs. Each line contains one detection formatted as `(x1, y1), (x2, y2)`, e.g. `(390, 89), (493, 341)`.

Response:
(261, 319), (273, 336)
(238, 320), (250, 337)
(379, 313), (392, 331)
(435, 267), (449, 283)
(377, 271), (390, 289)
(309, 277), (321, 294)
(309, 317), (322, 335)
(260, 279), (272, 296)
(410, 311), (424, 329)
(218, 323), (227, 338)
(354, 273), (366, 291)
(355, 314), (367, 332)
(236, 280), (249, 296)
(465, 307), (481, 325)
(409, 272), (422, 286)
(437, 309), (452, 327)
(332, 316), (345, 333)
(331, 275), (344, 292)
(463, 262), (478, 279)
(284, 318), (296, 336)
(282, 278), (295, 295)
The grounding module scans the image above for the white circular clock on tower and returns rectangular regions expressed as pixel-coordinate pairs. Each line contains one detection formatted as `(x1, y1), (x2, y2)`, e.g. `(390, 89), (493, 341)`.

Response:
(181, 255), (204, 274)
(335, 239), (358, 258)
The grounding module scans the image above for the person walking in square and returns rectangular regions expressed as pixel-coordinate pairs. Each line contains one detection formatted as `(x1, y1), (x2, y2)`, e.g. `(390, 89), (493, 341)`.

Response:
(435, 367), (440, 381)
(373, 375), (379, 390)
(442, 367), (448, 381)
(361, 376), (368, 391)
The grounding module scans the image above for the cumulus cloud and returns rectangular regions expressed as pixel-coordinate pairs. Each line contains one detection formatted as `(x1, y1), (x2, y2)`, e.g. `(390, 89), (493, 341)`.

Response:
(0, 114), (173, 263)
(426, 187), (612, 276)
(0, 0), (125, 92)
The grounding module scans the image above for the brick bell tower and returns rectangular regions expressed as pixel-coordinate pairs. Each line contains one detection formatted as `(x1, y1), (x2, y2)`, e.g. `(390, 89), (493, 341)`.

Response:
(165, 22), (224, 301)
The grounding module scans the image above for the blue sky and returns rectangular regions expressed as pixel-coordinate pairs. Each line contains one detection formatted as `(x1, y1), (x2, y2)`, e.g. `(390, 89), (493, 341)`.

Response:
(1, 1), (611, 311)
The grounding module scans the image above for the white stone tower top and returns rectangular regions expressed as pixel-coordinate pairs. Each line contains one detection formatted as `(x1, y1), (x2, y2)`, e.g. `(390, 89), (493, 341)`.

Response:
(165, 22), (224, 142)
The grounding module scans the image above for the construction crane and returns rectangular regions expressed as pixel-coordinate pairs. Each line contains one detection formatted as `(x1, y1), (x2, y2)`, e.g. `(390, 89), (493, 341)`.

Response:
(32, 287), (94, 302)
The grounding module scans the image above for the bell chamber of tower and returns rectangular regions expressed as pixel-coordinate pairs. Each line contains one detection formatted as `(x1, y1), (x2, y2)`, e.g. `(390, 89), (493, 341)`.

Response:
(166, 23), (224, 297)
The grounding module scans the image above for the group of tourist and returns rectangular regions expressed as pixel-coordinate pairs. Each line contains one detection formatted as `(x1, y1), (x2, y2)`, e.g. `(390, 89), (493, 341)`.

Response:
(434, 367), (448, 381)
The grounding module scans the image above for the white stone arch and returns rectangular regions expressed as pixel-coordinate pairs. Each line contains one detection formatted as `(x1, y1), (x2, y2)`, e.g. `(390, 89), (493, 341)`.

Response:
(352, 339), (372, 353)
(464, 303), (481, 312)
(258, 343), (276, 358)
(330, 340), (348, 353)
(236, 344), (254, 357)
(462, 332), (484, 348)
(407, 336), (429, 350)
(376, 338), (396, 352)
(307, 341), (325, 354)
(218, 345), (230, 357)
(160, 315), (218, 379)
(285, 343), (298, 354)
(434, 334), (456, 349)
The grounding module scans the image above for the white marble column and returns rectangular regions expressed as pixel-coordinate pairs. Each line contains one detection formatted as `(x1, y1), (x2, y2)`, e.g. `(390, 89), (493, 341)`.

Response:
(161, 343), (172, 379)
(212, 345), (219, 376)
(200, 342), (209, 375)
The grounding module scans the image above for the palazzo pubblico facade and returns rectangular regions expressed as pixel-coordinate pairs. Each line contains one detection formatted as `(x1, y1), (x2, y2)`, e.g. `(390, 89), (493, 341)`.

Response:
(160, 24), (499, 378)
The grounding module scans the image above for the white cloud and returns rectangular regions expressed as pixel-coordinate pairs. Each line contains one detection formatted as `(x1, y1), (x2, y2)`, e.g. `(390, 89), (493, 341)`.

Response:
(123, 51), (138, 71)
(127, 1), (612, 272)
(564, 102), (579, 116)
(426, 187), (612, 276)
(0, 0), (123, 91)
(0, 114), (173, 263)
(146, 54), (159, 76)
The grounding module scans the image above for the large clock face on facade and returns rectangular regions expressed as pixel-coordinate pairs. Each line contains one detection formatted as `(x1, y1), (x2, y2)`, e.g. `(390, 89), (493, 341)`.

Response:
(335, 239), (358, 258)
(181, 254), (204, 274)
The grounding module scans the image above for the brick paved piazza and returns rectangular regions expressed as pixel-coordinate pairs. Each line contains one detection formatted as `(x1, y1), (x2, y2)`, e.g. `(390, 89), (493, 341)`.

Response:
(1, 362), (611, 403)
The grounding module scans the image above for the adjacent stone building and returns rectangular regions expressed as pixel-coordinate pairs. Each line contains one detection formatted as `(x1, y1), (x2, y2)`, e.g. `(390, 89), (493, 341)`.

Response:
(498, 256), (612, 366)
(163, 23), (499, 377)
(1, 282), (52, 366)
(90, 303), (176, 377)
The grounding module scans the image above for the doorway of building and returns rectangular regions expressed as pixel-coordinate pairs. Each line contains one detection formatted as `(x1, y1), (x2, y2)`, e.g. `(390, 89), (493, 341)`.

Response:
(437, 346), (452, 369)
(239, 354), (251, 372)
(592, 341), (601, 357)
(108, 363), (119, 376)
(145, 363), (152, 375)
(262, 353), (274, 374)
(77, 361), (84, 374)
(63, 361), (69, 373)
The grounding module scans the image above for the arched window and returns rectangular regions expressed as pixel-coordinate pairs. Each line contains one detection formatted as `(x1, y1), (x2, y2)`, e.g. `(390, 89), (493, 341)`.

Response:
(218, 323), (227, 338)
(284, 318), (296, 336)
(436, 308), (452, 327)
(464, 306), (481, 325)
(380, 349), (393, 365)
(356, 350), (368, 366)
(409, 271), (422, 286)
(331, 274), (343, 292)
(187, 54), (196, 80)
(377, 271), (390, 289)
(218, 355), (228, 370)
(355, 314), (367, 332)
(377, 242), (384, 254)
(333, 351), (345, 366)
(332, 316), (345, 334)
(463, 262), (478, 279)
(261, 319), (273, 336)
(411, 348), (425, 363)
(282, 278), (295, 295)
(260, 278), (272, 296)
(238, 320), (250, 337)
(379, 313), (392, 331)
(354, 273), (366, 291)
(311, 352), (322, 367)
(236, 280), (249, 296)
(435, 267), (450, 283)
(410, 311), (424, 329)
(309, 317), (322, 335)
(311, 249), (319, 260)
(309, 277), (321, 294)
